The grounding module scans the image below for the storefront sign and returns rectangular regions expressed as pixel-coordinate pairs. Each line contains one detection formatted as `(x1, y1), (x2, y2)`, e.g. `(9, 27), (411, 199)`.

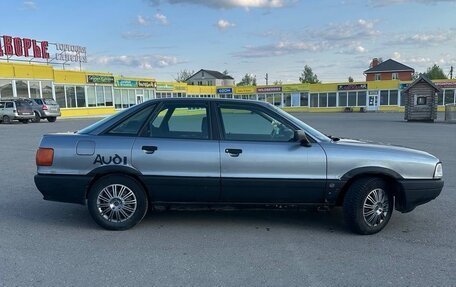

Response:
(173, 84), (187, 91)
(156, 83), (174, 91)
(257, 86), (282, 93)
(337, 84), (367, 91)
(0, 35), (87, 63)
(282, 84), (309, 92)
(87, 75), (115, 84)
(116, 80), (137, 87)
(217, 87), (233, 94)
(234, 86), (256, 94)
(435, 81), (456, 88)
(138, 81), (154, 88)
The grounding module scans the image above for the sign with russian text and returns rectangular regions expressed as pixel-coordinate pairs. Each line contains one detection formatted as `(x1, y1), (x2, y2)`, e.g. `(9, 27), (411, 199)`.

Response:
(435, 81), (456, 88)
(217, 87), (233, 94)
(116, 80), (137, 87)
(337, 84), (367, 91)
(156, 83), (174, 91)
(257, 86), (282, 93)
(138, 81), (154, 88)
(87, 75), (115, 84)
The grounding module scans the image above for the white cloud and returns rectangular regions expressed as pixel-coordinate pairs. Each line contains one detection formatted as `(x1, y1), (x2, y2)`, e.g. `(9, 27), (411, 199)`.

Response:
(392, 51), (401, 60)
(22, 1), (37, 10)
(155, 13), (168, 25)
(148, 0), (295, 9)
(371, 0), (455, 6)
(92, 54), (183, 69)
(216, 19), (235, 30)
(234, 41), (323, 58)
(137, 15), (149, 26)
(355, 46), (366, 53)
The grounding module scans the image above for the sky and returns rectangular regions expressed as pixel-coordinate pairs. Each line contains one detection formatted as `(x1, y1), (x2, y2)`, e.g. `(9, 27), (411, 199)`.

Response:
(2, 0), (456, 84)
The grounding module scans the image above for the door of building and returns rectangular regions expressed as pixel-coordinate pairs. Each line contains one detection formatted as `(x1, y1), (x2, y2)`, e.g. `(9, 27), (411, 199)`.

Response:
(367, 92), (379, 111)
(136, 95), (144, 105)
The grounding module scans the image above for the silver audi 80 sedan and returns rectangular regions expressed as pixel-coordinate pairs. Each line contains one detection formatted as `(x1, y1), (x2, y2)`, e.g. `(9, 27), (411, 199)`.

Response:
(34, 98), (444, 234)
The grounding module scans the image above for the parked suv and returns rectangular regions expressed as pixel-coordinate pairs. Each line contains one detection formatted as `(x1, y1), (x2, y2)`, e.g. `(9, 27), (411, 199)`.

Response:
(0, 98), (34, 124)
(26, 98), (61, 123)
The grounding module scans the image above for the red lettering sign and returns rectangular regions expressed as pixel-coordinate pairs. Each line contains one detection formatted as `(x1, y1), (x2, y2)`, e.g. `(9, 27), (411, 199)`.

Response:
(40, 41), (49, 59)
(23, 38), (32, 57)
(13, 37), (23, 57)
(32, 40), (41, 58)
(3, 36), (13, 55)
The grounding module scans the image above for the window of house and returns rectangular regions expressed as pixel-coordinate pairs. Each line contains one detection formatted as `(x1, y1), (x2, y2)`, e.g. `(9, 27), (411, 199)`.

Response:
(392, 73), (399, 80)
(375, 74), (381, 81)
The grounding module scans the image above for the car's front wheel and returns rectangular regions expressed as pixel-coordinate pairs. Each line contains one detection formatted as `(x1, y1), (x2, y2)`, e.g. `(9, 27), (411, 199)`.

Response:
(2, 115), (11, 124)
(88, 175), (148, 230)
(343, 177), (393, 235)
(47, 117), (57, 122)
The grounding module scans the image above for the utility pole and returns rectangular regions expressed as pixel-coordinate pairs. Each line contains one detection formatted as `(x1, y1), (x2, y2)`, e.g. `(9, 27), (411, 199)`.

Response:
(265, 73), (269, 85)
(450, 66), (453, 79)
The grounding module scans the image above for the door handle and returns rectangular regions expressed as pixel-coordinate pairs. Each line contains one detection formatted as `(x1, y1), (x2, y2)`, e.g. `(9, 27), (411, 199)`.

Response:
(225, 148), (242, 157)
(142, 145), (158, 154)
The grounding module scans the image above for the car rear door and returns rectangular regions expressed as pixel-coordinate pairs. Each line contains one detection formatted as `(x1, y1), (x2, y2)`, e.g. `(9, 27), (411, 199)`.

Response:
(131, 101), (220, 202)
(216, 103), (327, 203)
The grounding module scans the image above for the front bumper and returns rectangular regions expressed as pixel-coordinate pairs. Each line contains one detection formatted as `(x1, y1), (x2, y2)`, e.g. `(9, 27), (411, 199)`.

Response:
(34, 174), (92, 205)
(396, 179), (444, 212)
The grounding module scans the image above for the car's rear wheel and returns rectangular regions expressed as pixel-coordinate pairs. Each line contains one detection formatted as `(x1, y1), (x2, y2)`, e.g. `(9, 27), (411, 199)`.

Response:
(2, 115), (11, 124)
(32, 112), (41, 123)
(47, 117), (57, 122)
(343, 177), (393, 235)
(20, 119), (29, 124)
(88, 175), (148, 230)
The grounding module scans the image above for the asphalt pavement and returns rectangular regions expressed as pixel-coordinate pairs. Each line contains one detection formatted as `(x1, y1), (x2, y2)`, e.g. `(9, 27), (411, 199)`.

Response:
(0, 112), (455, 287)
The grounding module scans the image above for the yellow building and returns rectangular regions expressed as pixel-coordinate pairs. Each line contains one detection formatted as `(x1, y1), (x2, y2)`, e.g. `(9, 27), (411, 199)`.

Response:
(0, 62), (455, 117)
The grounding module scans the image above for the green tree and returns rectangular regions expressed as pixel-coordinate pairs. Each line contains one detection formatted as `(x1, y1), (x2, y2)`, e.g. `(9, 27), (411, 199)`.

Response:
(237, 74), (257, 86)
(273, 80), (283, 85)
(174, 69), (194, 82)
(348, 76), (354, 82)
(423, 64), (448, 80)
(222, 69), (230, 76)
(299, 65), (320, 84)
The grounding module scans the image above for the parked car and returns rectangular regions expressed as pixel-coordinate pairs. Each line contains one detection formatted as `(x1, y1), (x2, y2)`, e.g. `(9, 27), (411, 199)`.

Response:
(26, 98), (61, 123)
(0, 98), (34, 124)
(34, 98), (444, 234)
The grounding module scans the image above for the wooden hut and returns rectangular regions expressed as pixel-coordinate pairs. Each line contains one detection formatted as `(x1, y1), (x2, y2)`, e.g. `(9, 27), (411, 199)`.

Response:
(403, 75), (441, 122)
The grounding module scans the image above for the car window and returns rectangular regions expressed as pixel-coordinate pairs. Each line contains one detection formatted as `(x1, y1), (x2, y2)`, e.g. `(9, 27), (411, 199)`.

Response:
(107, 105), (155, 136)
(0, 102), (4, 108)
(146, 104), (209, 140)
(43, 99), (57, 105)
(5, 102), (13, 108)
(34, 99), (43, 105)
(219, 106), (294, 142)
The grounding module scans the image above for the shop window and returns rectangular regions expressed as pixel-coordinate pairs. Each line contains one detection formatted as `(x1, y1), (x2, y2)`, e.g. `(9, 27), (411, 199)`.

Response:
(55, 85), (65, 107)
(0, 80), (13, 98)
(76, 86), (86, 108)
(300, 92), (309, 107)
(310, 93), (318, 107)
(41, 81), (53, 99)
(357, 91), (367, 106)
(114, 89), (122, 109)
(437, 91), (444, 105)
(96, 86), (105, 106)
(389, 90), (398, 105)
(444, 89), (455, 105)
(338, 92), (347, 107)
(15, 80), (28, 98)
(348, 92), (356, 106)
(87, 86), (96, 107)
(400, 91), (406, 106)
(105, 87), (113, 106)
(121, 90), (129, 108)
(29, 81), (40, 98)
(283, 93), (292, 107)
(66, 86), (76, 108)
(380, 90), (389, 105)
(328, 93), (336, 107)
(319, 93), (327, 107)
(128, 89), (135, 106)
(273, 94), (282, 106)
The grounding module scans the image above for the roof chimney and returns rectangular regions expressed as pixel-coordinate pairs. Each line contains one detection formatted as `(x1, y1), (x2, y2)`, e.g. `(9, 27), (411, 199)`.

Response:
(371, 58), (379, 68)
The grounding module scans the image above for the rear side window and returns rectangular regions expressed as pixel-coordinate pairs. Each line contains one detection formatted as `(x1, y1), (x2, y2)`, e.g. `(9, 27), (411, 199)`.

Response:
(144, 104), (209, 140)
(107, 105), (155, 136)
(5, 102), (13, 108)
(34, 99), (43, 105)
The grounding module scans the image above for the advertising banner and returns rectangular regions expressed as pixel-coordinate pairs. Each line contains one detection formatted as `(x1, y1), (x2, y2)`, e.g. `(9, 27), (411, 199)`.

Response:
(234, 86), (256, 94)
(337, 84), (367, 90)
(116, 80), (137, 87)
(217, 87), (233, 94)
(138, 81), (154, 88)
(87, 75), (115, 84)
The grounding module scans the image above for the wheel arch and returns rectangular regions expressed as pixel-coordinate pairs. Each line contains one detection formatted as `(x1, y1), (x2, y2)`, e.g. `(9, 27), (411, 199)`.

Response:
(336, 167), (404, 207)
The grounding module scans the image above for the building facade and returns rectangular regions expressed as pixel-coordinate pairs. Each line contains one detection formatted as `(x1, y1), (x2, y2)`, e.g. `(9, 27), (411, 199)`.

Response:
(365, 58), (415, 81)
(186, 69), (235, 86)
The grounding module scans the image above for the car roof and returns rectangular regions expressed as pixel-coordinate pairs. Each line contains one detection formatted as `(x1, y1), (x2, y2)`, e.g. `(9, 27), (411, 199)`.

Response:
(146, 97), (271, 107)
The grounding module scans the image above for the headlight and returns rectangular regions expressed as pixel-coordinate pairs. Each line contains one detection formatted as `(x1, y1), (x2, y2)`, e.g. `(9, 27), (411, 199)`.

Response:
(434, 163), (443, 179)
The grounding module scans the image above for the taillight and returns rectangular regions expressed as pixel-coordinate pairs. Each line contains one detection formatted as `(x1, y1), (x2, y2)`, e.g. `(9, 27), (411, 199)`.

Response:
(36, 148), (54, 166)
(42, 105), (48, 110)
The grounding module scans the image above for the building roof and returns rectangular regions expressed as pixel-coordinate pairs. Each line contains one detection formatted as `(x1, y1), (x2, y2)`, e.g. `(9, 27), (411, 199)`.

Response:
(187, 69), (234, 81)
(364, 59), (414, 74)
(402, 74), (441, 94)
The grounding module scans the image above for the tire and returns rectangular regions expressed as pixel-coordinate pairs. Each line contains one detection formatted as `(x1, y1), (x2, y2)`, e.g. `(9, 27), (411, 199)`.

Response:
(47, 117), (57, 122)
(88, 174), (148, 230)
(343, 177), (393, 235)
(32, 112), (41, 123)
(20, 119), (29, 124)
(2, 115), (11, 124)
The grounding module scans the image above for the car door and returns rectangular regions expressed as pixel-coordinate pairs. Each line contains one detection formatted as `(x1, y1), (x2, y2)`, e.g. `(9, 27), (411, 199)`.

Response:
(216, 103), (327, 203)
(131, 101), (220, 202)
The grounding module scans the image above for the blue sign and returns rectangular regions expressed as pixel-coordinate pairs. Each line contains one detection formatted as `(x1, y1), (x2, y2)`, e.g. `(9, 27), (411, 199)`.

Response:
(217, 87), (233, 94)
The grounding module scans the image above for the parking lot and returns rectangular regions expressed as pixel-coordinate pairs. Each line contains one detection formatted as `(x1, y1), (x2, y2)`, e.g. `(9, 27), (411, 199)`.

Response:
(0, 112), (455, 287)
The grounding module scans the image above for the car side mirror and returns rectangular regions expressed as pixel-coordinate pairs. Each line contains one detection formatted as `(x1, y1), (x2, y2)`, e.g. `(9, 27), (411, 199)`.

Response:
(294, 130), (312, 147)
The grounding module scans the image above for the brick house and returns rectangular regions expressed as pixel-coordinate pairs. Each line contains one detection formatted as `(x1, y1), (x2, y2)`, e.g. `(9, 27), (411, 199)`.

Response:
(364, 58), (415, 81)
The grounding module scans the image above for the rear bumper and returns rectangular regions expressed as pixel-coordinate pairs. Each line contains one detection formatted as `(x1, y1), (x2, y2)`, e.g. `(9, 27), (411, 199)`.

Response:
(34, 174), (92, 205)
(14, 114), (34, 120)
(42, 111), (61, 117)
(396, 179), (444, 212)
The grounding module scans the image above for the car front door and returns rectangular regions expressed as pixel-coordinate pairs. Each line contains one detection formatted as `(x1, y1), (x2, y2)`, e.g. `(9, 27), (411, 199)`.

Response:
(131, 101), (220, 202)
(216, 103), (327, 203)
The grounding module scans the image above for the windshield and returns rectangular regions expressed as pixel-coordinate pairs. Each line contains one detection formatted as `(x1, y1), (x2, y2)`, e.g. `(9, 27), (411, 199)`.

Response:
(271, 105), (331, 142)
